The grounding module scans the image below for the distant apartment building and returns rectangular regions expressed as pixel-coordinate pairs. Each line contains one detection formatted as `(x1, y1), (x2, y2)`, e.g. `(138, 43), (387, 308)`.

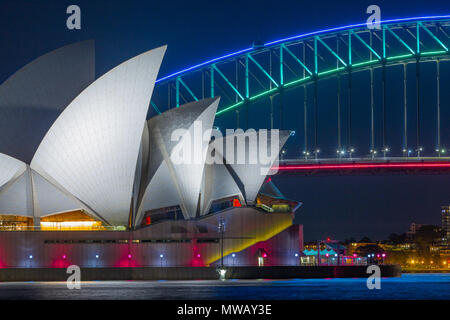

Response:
(442, 206), (450, 240)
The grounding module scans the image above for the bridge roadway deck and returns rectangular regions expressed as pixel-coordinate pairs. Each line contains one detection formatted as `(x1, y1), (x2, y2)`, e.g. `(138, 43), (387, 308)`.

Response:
(274, 157), (450, 175)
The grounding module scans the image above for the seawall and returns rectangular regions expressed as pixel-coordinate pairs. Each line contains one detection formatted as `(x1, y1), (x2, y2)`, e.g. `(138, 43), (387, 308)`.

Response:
(0, 265), (401, 281)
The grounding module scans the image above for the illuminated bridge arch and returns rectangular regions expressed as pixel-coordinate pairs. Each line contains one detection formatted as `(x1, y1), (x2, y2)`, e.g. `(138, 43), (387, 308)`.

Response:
(151, 15), (450, 158)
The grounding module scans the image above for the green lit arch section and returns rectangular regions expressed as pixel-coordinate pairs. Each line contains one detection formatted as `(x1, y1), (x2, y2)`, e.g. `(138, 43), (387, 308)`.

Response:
(217, 50), (450, 116)
(151, 16), (450, 117)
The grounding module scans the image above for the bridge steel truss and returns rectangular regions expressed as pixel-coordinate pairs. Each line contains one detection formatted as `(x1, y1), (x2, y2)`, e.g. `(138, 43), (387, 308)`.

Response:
(150, 16), (450, 159)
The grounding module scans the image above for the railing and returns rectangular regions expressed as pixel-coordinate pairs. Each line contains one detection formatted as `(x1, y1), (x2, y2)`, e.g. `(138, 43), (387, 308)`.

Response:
(279, 156), (450, 164)
(0, 225), (127, 232)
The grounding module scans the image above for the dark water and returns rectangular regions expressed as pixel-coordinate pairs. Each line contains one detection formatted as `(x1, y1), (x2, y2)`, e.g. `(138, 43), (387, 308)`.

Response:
(0, 273), (448, 300)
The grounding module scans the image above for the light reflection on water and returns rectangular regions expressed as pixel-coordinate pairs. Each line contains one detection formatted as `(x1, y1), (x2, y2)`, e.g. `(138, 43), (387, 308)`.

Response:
(0, 273), (448, 300)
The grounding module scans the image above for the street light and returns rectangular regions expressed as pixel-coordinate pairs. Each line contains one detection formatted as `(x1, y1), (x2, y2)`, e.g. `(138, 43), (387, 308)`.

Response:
(417, 147), (423, 157)
(436, 148), (446, 157)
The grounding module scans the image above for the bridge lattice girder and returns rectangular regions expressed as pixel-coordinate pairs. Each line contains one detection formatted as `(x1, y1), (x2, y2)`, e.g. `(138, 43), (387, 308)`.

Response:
(150, 16), (450, 118)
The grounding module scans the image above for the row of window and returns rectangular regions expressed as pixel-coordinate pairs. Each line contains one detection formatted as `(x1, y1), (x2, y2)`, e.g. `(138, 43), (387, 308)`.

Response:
(43, 238), (220, 244)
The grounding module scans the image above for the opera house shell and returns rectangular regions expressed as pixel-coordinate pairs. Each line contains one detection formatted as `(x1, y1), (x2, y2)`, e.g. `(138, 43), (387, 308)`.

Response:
(0, 41), (302, 269)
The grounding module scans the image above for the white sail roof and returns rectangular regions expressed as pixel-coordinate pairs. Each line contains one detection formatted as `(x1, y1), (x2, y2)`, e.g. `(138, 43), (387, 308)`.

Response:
(200, 161), (244, 215)
(31, 46), (166, 226)
(210, 130), (290, 205)
(31, 170), (88, 218)
(0, 153), (27, 189)
(0, 168), (33, 217)
(135, 98), (220, 225)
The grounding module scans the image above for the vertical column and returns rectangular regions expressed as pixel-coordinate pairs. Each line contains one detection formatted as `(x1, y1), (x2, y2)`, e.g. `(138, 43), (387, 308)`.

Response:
(280, 46), (284, 86)
(416, 58), (421, 155)
(314, 38), (318, 159)
(279, 47), (284, 130)
(348, 32), (353, 157)
(348, 70), (352, 156)
(269, 50), (273, 90)
(304, 85), (308, 158)
(370, 31), (375, 157)
(314, 37), (318, 74)
(245, 56), (249, 99)
(382, 25), (387, 156)
(382, 64), (387, 156)
(403, 64), (408, 155)
(337, 38), (342, 155)
(416, 23), (422, 157)
(314, 78), (318, 159)
(269, 50), (274, 130)
(348, 31), (352, 66)
(437, 59), (441, 154)
(337, 75), (341, 155)
(245, 56), (249, 130)
(235, 59), (239, 128)
(416, 22), (420, 54)
(303, 43), (308, 158)
(235, 59), (239, 103)
(370, 68), (375, 157)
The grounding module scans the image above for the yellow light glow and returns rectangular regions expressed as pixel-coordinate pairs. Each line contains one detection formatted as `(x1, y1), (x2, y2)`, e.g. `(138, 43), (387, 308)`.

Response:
(40, 221), (102, 231)
(205, 214), (293, 266)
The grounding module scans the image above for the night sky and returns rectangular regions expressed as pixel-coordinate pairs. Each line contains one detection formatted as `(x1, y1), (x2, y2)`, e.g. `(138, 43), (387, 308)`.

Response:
(1, 0), (450, 241)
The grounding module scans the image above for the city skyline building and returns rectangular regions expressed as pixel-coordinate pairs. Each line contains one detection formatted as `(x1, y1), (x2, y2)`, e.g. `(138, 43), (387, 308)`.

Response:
(442, 206), (450, 240)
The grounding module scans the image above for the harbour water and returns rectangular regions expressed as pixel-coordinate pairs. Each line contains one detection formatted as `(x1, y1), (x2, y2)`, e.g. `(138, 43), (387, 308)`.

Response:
(0, 273), (448, 300)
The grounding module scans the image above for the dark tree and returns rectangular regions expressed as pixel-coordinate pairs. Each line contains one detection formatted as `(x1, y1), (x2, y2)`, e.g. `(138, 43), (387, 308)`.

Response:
(355, 244), (383, 257)
(359, 236), (372, 243)
(413, 225), (441, 258)
(388, 233), (407, 244)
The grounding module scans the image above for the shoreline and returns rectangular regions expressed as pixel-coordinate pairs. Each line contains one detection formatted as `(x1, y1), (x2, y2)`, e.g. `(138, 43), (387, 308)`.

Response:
(0, 265), (402, 282)
(402, 269), (450, 273)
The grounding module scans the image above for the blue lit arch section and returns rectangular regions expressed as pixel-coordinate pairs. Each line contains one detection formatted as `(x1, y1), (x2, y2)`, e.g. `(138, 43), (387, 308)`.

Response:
(150, 15), (450, 117)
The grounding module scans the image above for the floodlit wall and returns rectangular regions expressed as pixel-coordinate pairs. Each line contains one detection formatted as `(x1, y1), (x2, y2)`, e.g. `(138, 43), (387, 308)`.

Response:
(0, 207), (298, 268)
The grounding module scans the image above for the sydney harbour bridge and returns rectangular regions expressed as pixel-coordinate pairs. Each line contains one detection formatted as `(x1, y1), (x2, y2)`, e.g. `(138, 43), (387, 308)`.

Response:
(150, 15), (450, 175)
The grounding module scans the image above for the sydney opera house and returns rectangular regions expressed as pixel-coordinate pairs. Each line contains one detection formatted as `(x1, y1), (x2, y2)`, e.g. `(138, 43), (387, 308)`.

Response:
(0, 41), (302, 268)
